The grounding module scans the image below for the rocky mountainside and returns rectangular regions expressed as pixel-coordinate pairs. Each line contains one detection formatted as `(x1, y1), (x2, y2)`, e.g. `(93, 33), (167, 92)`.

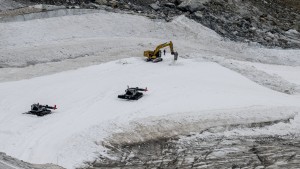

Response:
(11, 0), (300, 49)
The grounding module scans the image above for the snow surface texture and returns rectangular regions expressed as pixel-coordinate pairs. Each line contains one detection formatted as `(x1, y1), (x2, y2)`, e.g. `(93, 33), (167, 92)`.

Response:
(244, 62), (300, 86)
(1, 11), (300, 169)
(1, 11), (300, 95)
(1, 56), (300, 168)
(197, 55), (300, 94)
(0, 0), (25, 11)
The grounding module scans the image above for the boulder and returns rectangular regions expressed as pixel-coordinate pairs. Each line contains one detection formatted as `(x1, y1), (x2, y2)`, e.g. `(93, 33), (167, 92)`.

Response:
(216, 25), (226, 35)
(164, 3), (176, 8)
(150, 3), (160, 10)
(95, 0), (107, 5)
(109, 0), (119, 8)
(147, 14), (157, 19)
(194, 11), (203, 18)
(293, 22), (300, 32)
(123, 4), (130, 9)
(131, 5), (144, 11)
(178, 0), (209, 12)
(176, 0), (186, 5)
(167, 0), (177, 3)
(83, 3), (103, 9)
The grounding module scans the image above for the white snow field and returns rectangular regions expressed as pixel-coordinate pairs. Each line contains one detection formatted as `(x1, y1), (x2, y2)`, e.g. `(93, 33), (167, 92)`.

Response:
(1, 55), (300, 168)
(1, 10), (300, 169)
(246, 62), (300, 85)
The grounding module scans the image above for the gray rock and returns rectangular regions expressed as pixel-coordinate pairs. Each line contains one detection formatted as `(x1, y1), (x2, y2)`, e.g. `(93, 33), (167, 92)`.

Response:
(95, 0), (107, 5)
(266, 31), (275, 38)
(105, 6), (113, 11)
(147, 14), (157, 19)
(131, 5), (144, 11)
(194, 11), (203, 18)
(160, 11), (166, 18)
(109, 0), (118, 8)
(286, 29), (299, 35)
(167, 0), (177, 3)
(216, 25), (226, 35)
(178, 0), (210, 12)
(264, 36), (272, 42)
(278, 38), (288, 44)
(123, 4), (130, 9)
(250, 27), (256, 31)
(84, 3), (105, 9)
(293, 22), (300, 32)
(164, 3), (176, 8)
(176, 0), (186, 5)
(149, 3), (160, 11)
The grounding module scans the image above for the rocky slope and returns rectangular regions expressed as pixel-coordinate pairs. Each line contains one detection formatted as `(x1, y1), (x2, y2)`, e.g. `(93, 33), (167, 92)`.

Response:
(0, 152), (65, 169)
(84, 135), (300, 169)
(10, 0), (300, 49)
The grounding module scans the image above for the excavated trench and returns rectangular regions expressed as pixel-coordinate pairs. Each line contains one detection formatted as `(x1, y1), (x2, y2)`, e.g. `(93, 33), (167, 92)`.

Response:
(81, 116), (300, 169)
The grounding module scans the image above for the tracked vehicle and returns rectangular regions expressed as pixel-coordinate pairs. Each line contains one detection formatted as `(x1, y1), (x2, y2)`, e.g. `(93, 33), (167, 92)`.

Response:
(118, 87), (148, 100)
(144, 41), (178, 62)
(25, 103), (57, 116)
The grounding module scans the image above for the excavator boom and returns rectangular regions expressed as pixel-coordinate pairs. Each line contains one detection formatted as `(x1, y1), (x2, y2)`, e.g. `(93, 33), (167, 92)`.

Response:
(153, 41), (174, 56)
(144, 41), (175, 62)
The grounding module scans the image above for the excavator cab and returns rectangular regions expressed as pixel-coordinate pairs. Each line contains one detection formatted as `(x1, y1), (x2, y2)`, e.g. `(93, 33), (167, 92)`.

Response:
(144, 41), (176, 63)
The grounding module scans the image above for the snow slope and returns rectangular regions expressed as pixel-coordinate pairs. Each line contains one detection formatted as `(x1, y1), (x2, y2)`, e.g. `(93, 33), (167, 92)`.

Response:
(246, 62), (300, 85)
(0, 55), (300, 168)
(1, 11), (300, 82)
(1, 10), (300, 169)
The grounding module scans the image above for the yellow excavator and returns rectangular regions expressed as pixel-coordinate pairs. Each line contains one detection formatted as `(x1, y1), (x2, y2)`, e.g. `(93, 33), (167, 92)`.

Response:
(144, 41), (177, 62)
